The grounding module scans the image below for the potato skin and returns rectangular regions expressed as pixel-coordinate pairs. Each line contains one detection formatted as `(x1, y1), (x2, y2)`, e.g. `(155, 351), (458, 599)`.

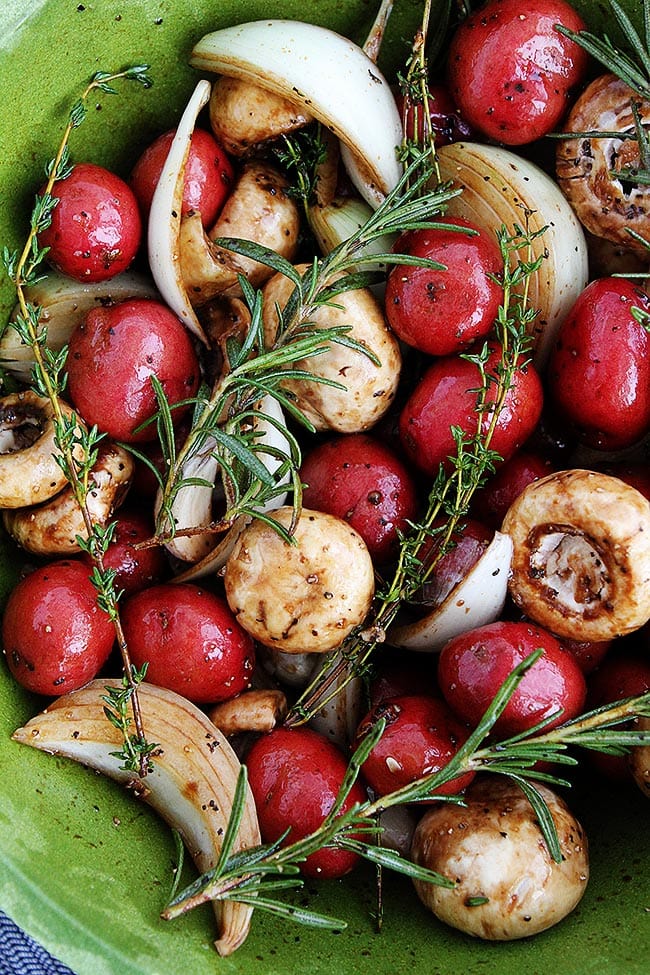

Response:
(411, 776), (589, 939)
(223, 506), (374, 653)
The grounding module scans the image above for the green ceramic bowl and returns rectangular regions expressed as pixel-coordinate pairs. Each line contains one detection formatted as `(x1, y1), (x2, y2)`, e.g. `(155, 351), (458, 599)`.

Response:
(1, 2), (648, 973)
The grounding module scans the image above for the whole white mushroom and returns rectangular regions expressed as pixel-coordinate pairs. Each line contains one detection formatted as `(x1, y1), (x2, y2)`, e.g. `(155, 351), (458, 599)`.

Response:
(411, 776), (589, 940)
(223, 506), (374, 653)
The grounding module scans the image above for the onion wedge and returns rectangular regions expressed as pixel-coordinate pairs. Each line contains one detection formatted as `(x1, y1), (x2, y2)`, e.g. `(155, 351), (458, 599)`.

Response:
(148, 79), (212, 344)
(12, 680), (261, 957)
(190, 20), (403, 208)
(388, 531), (513, 652)
(436, 142), (588, 368)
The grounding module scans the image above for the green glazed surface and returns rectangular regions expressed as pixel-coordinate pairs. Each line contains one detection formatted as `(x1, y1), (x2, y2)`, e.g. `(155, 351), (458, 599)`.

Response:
(1, 2), (648, 973)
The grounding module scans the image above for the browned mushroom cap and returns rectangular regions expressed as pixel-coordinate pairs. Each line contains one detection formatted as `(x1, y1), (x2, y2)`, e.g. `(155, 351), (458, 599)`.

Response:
(0, 391), (82, 508)
(502, 469), (650, 641)
(3, 441), (134, 555)
(223, 506), (375, 653)
(556, 73), (650, 255)
(209, 76), (313, 157)
(411, 776), (589, 940)
(179, 161), (301, 306)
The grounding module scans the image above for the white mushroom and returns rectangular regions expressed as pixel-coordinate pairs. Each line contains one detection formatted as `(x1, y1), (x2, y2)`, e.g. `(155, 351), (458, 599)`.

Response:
(0, 391), (82, 508)
(208, 76), (313, 156)
(556, 74), (650, 255)
(502, 469), (650, 641)
(411, 776), (589, 940)
(262, 264), (401, 432)
(223, 506), (375, 653)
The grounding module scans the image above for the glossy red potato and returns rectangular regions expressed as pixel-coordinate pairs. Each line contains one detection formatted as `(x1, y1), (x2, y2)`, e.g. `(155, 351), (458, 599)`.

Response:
(121, 582), (254, 704)
(66, 298), (200, 442)
(438, 620), (587, 737)
(586, 644), (650, 781)
(356, 694), (474, 799)
(2, 559), (115, 695)
(38, 162), (141, 281)
(300, 433), (419, 562)
(399, 342), (543, 477)
(385, 220), (503, 356)
(559, 637), (612, 676)
(472, 449), (554, 528)
(130, 127), (234, 227)
(447, 0), (588, 145)
(80, 508), (166, 596)
(548, 278), (650, 450)
(396, 84), (474, 148)
(245, 726), (366, 879)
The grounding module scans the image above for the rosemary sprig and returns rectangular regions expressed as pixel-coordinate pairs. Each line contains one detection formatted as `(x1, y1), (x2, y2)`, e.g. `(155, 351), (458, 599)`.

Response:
(556, 0), (650, 101)
(162, 654), (650, 931)
(285, 215), (543, 726)
(2, 65), (154, 776)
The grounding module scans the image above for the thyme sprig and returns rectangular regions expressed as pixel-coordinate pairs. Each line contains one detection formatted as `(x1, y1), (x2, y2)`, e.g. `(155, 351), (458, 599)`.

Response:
(2, 65), (154, 776)
(396, 0), (442, 184)
(162, 655), (650, 931)
(286, 215), (543, 726)
(152, 155), (461, 547)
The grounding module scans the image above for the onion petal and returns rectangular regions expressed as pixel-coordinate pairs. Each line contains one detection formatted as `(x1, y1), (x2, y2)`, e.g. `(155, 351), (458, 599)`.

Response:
(190, 20), (402, 208)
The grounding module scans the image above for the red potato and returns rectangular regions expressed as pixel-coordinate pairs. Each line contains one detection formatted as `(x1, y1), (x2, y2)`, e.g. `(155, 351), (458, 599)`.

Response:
(38, 162), (142, 281)
(2, 560), (115, 695)
(130, 127), (234, 227)
(446, 0), (589, 145)
(396, 84), (474, 148)
(299, 433), (419, 563)
(80, 507), (167, 597)
(121, 582), (255, 704)
(245, 726), (366, 879)
(438, 620), (587, 737)
(66, 298), (200, 443)
(399, 342), (543, 477)
(472, 449), (555, 528)
(385, 220), (503, 356)
(356, 694), (475, 799)
(559, 637), (612, 675)
(548, 277), (650, 450)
